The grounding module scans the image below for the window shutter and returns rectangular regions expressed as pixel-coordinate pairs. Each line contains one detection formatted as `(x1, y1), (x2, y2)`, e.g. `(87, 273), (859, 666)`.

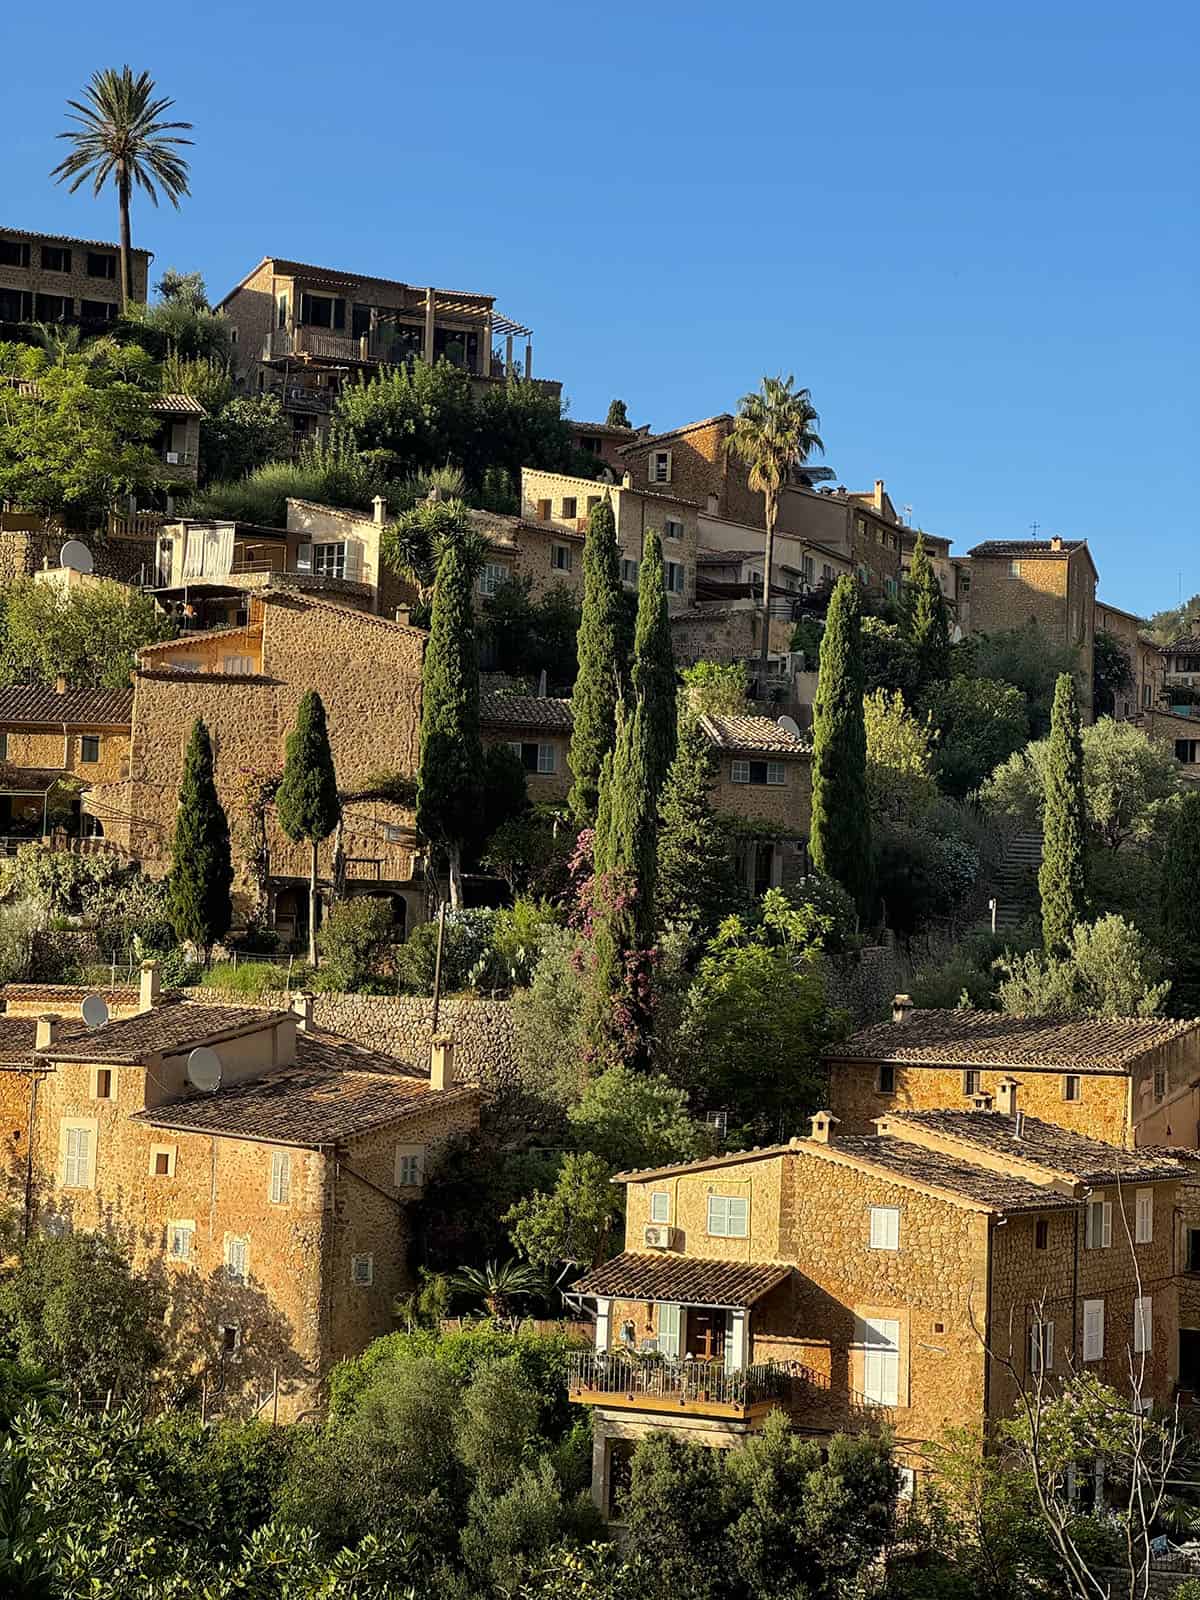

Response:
(296, 543), (312, 574)
(1134, 1295), (1152, 1354)
(270, 1150), (290, 1204)
(1102, 1201), (1113, 1248)
(659, 1302), (681, 1358)
(1083, 1299), (1105, 1361)
(1135, 1190), (1153, 1245)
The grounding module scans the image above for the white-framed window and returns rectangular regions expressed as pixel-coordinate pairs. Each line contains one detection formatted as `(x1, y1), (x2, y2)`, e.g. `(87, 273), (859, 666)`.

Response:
(509, 740), (557, 776)
(869, 1205), (901, 1252)
(659, 1302), (682, 1358)
(1134, 1294), (1152, 1354)
(537, 743), (556, 775)
(1010, 560), (1022, 578)
(1085, 1199), (1113, 1250)
(650, 1191), (670, 1224)
(766, 761), (786, 785)
(665, 560), (685, 594)
(1063, 1074), (1081, 1102)
(620, 558), (639, 586)
(1135, 1189), (1154, 1245)
(706, 1194), (748, 1237)
(1082, 1298), (1105, 1361)
(352, 1253), (375, 1286)
(650, 449), (672, 484)
(62, 1124), (93, 1189)
(859, 1316), (900, 1406)
(480, 561), (508, 597)
(731, 758), (787, 786)
(1030, 1318), (1055, 1375)
(149, 1144), (176, 1178)
(552, 543), (573, 572)
(664, 517), (684, 541)
(395, 1145), (425, 1188)
(222, 655), (254, 675)
(80, 735), (101, 763)
(731, 759), (750, 784)
(168, 1221), (195, 1262)
(269, 1149), (291, 1205)
(225, 1235), (248, 1284)
(312, 541), (347, 579)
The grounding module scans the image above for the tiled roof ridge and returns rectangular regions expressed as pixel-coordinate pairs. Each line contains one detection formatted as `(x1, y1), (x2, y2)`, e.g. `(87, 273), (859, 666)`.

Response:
(616, 413), (734, 452)
(0, 225), (147, 254)
(699, 712), (812, 756)
(0, 683), (135, 726)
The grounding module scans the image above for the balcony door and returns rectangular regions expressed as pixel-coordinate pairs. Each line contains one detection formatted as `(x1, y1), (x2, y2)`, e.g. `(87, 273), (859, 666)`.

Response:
(686, 1308), (726, 1363)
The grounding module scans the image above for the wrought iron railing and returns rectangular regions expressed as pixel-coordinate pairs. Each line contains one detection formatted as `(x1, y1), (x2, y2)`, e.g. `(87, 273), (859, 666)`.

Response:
(568, 1350), (787, 1410)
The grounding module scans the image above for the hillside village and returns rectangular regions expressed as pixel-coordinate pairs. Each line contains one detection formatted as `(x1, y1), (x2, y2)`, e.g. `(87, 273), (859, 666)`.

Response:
(3, 67), (1200, 1600)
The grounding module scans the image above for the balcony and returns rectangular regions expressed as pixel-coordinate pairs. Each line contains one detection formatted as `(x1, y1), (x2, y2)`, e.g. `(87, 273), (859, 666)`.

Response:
(567, 1350), (788, 1421)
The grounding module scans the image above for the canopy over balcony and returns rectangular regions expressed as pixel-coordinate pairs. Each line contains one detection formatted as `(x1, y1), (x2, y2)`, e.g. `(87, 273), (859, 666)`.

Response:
(573, 1251), (791, 1310)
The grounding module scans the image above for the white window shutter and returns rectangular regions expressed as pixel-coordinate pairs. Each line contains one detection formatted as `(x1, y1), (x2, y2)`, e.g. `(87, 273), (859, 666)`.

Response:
(659, 1302), (681, 1358)
(1102, 1201), (1113, 1249)
(1135, 1190), (1153, 1245)
(343, 541), (362, 581)
(296, 543), (312, 573)
(1134, 1295), (1152, 1354)
(1083, 1299), (1105, 1361)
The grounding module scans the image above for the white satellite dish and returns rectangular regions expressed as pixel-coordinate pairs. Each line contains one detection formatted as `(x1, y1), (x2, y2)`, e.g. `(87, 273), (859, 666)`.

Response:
(80, 993), (109, 1029)
(59, 540), (94, 575)
(776, 715), (802, 738)
(186, 1046), (222, 1094)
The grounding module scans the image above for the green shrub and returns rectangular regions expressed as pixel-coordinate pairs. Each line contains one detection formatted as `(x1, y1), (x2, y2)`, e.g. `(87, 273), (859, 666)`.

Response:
(316, 897), (397, 992)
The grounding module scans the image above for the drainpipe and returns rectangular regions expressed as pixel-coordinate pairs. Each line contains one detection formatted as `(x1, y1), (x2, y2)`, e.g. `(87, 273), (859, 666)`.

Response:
(22, 1070), (43, 1241)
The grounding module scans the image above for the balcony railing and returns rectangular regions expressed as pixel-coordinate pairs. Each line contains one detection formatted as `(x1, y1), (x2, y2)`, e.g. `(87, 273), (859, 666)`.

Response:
(108, 511), (166, 540)
(568, 1350), (788, 1418)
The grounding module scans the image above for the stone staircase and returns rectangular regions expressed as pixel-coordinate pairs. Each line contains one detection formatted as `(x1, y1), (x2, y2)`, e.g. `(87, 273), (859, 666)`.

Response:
(981, 829), (1043, 933)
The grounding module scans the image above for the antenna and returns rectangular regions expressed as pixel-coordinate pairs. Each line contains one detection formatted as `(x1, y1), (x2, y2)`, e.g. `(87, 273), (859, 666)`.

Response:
(186, 1046), (222, 1094)
(59, 540), (94, 575)
(80, 993), (109, 1029)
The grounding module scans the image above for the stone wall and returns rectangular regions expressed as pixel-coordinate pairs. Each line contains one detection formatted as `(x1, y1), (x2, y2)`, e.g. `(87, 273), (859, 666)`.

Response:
(0, 529), (156, 587)
(183, 987), (519, 1090)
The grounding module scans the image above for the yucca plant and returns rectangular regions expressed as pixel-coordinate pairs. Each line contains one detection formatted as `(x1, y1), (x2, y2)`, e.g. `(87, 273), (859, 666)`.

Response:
(447, 1259), (544, 1320)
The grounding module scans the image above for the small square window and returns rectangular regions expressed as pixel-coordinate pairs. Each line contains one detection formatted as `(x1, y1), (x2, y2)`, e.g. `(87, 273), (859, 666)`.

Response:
(1035, 1218), (1049, 1250)
(664, 518), (684, 541)
(395, 1145), (424, 1187)
(536, 498), (552, 521)
(560, 497), (577, 519)
(80, 735), (100, 763)
(153, 1150), (171, 1176)
(877, 1064), (896, 1094)
(352, 1253), (374, 1286)
(586, 495), (601, 513)
(480, 561), (508, 597)
(1063, 1074), (1081, 1102)
(168, 1222), (195, 1262)
(706, 1194), (748, 1237)
(963, 1069), (981, 1096)
(869, 1205), (900, 1251)
(731, 759), (750, 784)
(221, 1324), (241, 1354)
(765, 761), (786, 786)
(650, 1191), (670, 1224)
(87, 251), (117, 279)
(552, 544), (573, 572)
(42, 245), (71, 272)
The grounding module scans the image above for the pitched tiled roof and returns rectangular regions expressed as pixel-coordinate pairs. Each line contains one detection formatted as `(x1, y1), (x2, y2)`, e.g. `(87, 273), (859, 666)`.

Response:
(699, 714), (812, 758)
(3, 983), (140, 1006)
(830, 1135), (1078, 1212)
(37, 1001), (294, 1063)
(697, 549), (757, 566)
(884, 1110), (1182, 1186)
(573, 1251), (791, 1308)
(828, 1009), (1200, 1074)
(968, 540), (1085, 557)
(152, 393), (206, 418)
(0, 227), (144, 255)
(0, 685), (133, 727)
(479, 693), (573, 733)
(0, 1016), (85, 1066)
(617, 414), (734, 453)
(614, 1145), (793, 1184)
(568, 421), (640, 438)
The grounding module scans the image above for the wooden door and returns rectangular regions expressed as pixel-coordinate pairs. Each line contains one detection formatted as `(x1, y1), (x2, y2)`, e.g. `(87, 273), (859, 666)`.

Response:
(686, 1308), (726, 1363)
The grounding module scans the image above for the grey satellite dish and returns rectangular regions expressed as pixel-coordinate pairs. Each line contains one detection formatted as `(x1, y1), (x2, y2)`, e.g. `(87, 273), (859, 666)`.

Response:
(186, 1046), (222, 1093)
(59, 540), (94, 575)
(776, 715), (802, 738)
(80, 993), (109, 1029)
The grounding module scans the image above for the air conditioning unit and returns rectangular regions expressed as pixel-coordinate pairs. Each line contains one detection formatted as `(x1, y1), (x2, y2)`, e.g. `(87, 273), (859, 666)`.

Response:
(165, 451), (181, 465)
(643, 1225), (672, 1250)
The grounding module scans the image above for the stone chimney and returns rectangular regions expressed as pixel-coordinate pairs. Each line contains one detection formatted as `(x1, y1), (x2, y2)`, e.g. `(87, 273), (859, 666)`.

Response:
(139, 959), (161, 1014)
(621, 471), (632, 489)
(874, 478), (885, 511)
(969, 1091), (995, 1112)
(291, 990), (314, 1031)
(809, 1110), (839, 1144)
(54, 674), (68, 696)
(892, 993), (914, 1025)
(1050, 536), (1063, 551)
(394, 605), (411, 626)
(430, 1034), (456, 1091)
(372, 495), (387, 526)
(35, 1013), (62, 1049)
(996, 1076), (1020, 1117)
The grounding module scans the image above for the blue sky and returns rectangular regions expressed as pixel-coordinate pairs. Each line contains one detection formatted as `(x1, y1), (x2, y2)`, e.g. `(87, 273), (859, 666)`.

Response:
(1, 0), (1196, 616)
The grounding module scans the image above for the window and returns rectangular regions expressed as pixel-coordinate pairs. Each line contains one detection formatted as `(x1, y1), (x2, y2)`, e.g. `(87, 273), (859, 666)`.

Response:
(877, 1063), (896, 1094)
(536, 498), (552, 521)
(1063, 1074), (1081, 1102)
(1189, 1228), (1200, 1273)
(552, 544), (573, 572)
(650, 449), (672, 484)
(665, 560), (685, 594)
(86, 251), (117, 279)
(80, 299), (117, 322)
(93, 1067), (113, 1100)
(352, 1253), (375, 1286)
(0, 288), (33, 323)
(869, 1206), (901, 1251)
(1135, 1189), (1153, 1245)
(221, 1324), (241, 1355)
(168, 1221), (195, 1262)
(149, 1145), (175, 1178)
(1082, 1299), (1105, 1361)
(299, 292), (345, 329)
(222, 655), (254, 675)
(1035, 1218), (1049, 1250)
(620, 558), (639, 585)
(560, 497), (577, 519)
(1154, 1067), (1167, 1100)
(480, 561), (508, 596)
(586, 495), (601, 512)
(706, 1194), (748, 1237)
(859, 1316), (900, 1406)
(659, 1302), (682, 1358)
(62, 1125), (92, 1188)
(731, 759), (787, 786)
(269, 1150), (291, 1205)
(0, 733), (8, 761)
(277, 291), (288, 328)
(312, 541), (347, 579)
(41, 244), (71, 272)
(225, 1235), (248, 1284)
(0, 238), (31, 268)
(1030, 1318), (1055, 1375)
(1085, 1199), (1112, 1250)
(650, 1191), (670, 1224)
(963, 1069), (981, 1096)
(664, 518), (684, 541)
(1009, 560), (1022, 578)
(352, 302), (372, 338)
(1134, 1294), (1152, 1354)
(34, 293), (70, 322)
(395, 1145), (424, 1187)
(80, 735), (100, 763)
(509, 741), (557, 775)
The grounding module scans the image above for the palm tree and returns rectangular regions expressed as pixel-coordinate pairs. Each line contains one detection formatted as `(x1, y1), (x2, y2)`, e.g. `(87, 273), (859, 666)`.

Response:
(51, 67), (192, 312)
(447, 1259), (544, 1321)
(726, 376), (824, 690)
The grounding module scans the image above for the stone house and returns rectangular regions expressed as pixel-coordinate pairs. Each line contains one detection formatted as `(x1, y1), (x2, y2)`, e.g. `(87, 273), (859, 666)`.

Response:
(569, 1101), (1181, 1516)
(567, 419), (645, 475)
(1132, 708), (1200, 783)
(0, 682), (133, 845)
(149, 395), (205, 493)
(519, 469), (699, 610)
(479, 693), (573, 805)
(470, 508), (587, 607)
(98, 591), (428, 937)
(0, 227), (148, 331)
(0, 968), (480, 1416)
(1093, 599), (1162, 719)
(825, 1001), (1200, 1150)
(958, 538), (1098, 720)
(699, 714), (812, 892)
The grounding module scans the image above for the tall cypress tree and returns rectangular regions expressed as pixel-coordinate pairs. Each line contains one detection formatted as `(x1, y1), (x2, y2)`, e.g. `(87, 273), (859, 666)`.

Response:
(632, 529), (677, 798)
(1038, 671), (1088, 954)
(415, 529), (485, 909)
(809, 575), (872, 917)
(657, 711), (740, 943)
(1162, 791), (1200, 1016)
(569, 494), (626, 823)
(905, 530), (950, 689)
(168, 718), (232, 965)
(277, 690), (341, 966)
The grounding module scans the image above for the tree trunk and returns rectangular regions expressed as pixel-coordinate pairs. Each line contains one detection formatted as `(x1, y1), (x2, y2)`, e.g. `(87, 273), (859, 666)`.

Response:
(447, 840), (463, 909)
(308, 840), (319, 967)
(758, 499), (777, 692)
(118, 170), (133, 313)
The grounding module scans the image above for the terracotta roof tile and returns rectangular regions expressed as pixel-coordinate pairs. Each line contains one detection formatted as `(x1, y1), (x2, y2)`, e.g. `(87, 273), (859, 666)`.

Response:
(0, 226), (145, 255)
(968, 540), (1085, 557)
(573, 1251), (791, 1307)
(829, 1135), (1079, 1211)
(37, 1001), (294, 1063)
(884, 1110), (1183, 1186)
(479, 693), (573, 733)
(699, 714), (812, 758)
(828, 1009), (1200, 1074)
(0, 1016), (85, 1066)
(0, 685), (133, 727)
(153, 394), (206, 418)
